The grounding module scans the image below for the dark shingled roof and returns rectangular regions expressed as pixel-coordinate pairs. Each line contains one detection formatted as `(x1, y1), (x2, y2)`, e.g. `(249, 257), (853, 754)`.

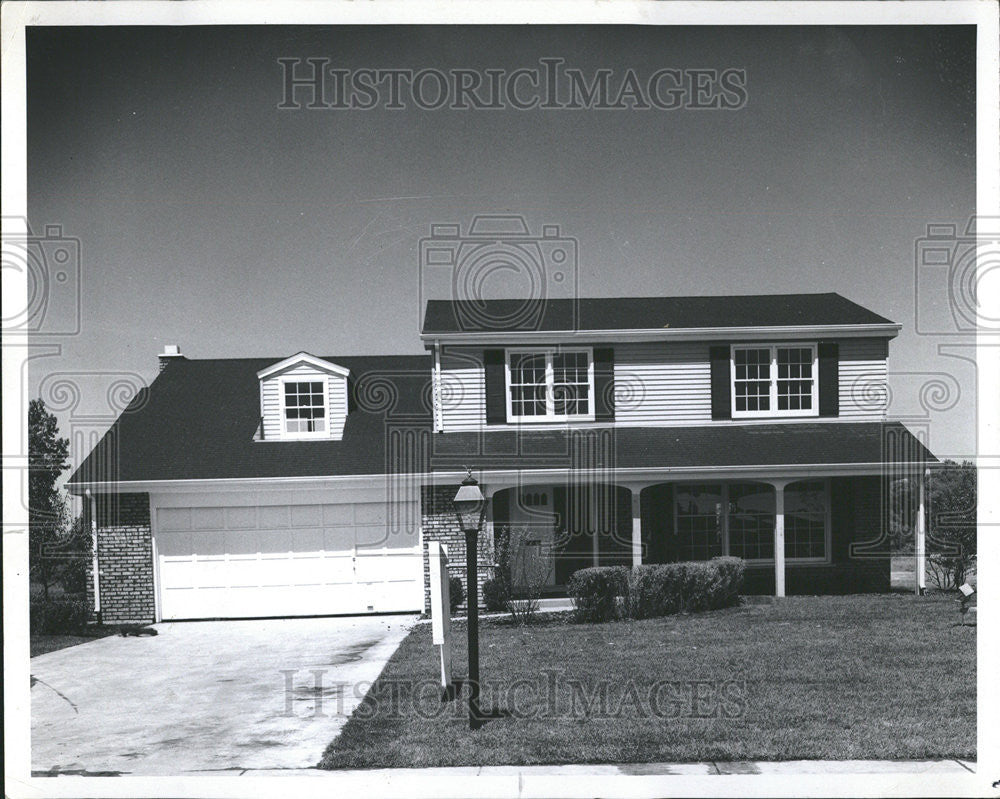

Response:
(421, 293), (896, 335)
(69, 353), (934, 486)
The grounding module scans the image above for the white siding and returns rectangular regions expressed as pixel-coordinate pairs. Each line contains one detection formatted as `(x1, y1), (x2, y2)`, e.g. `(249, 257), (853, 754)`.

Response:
(260, 363), (349, 440)
(439, 349), (487, 431)
(613, 342), (712, 424)
(436, 339), (889, 429)
(437, 342), (713, 429)
(838, 338), (889, 420)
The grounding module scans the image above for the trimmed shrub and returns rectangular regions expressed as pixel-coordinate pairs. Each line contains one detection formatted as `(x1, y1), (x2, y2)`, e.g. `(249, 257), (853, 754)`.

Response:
(30, 597), (90, 635)
(448, 576), (465, 612)
(60, 557), (90, 595)
(628, 557), (744, 619)
(568, 566), (630, 623)
(482, 577), (508, 612)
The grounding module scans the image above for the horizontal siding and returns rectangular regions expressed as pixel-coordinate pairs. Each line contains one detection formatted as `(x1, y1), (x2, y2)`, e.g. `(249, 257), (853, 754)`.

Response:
(437, 338), (889, 429)
(439, 350), (487, 431)
(613, 342), (712, 423)
(838, 338), (888, 420)
(260, 363), (349, 440)
(438, 343), (713, 430)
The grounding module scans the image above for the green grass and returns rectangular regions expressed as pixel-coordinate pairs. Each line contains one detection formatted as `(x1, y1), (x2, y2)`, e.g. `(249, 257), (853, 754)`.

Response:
(320, 594), (975, 768)
(31, 628), (117, 657)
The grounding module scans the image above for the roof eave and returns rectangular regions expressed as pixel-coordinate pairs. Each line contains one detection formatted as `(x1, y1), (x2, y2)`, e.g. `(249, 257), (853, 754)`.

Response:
(419, 322), (902, 344)
(256, 352), (352, 380)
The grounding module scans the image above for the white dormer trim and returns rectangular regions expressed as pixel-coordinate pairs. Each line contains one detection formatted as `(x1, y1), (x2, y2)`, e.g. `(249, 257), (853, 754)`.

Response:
(257, 351), (351, 381)
(257, 352), (351, 441)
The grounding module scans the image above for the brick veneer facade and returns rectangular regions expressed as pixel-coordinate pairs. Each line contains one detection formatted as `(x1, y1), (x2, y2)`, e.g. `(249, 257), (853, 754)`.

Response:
(421, 485), (492, 614)
(85, 492), (156, 624)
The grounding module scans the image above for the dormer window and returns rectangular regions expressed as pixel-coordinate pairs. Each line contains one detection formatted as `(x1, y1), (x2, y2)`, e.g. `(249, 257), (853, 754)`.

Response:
(283, 379), (328, 436)
(257, 352), (350, 441)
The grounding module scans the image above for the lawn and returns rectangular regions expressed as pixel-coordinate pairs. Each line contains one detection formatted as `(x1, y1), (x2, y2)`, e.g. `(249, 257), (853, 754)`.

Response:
(31, 628), (117, 657)
(320, 594), (975, 768)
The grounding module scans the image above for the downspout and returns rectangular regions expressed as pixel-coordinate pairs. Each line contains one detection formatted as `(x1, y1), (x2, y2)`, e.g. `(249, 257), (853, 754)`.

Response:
(433, 340), (444, 433)
(85, 489), (101, 623)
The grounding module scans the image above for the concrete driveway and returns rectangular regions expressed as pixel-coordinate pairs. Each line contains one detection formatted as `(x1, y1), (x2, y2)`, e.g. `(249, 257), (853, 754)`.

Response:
(31, 614), (417, 775)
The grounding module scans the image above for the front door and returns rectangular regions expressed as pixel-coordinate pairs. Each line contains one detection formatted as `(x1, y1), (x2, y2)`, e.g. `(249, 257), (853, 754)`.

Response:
(507, 487), (558, 589)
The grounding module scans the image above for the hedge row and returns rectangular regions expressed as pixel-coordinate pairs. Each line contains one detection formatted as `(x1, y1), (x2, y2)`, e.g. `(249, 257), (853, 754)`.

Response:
(567, 557), (745, 623)
(30, 597), (90, 635)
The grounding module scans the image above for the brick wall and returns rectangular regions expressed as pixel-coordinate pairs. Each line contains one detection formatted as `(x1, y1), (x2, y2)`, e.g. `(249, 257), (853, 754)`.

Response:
(421, 485), (492, 614)
(86, 492), (155, 624)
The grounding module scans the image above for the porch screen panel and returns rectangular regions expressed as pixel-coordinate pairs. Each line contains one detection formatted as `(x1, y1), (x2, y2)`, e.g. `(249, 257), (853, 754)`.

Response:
(673, 484), (723, 561)
(728, 482), (775, 560)
(785, 481), (827, 559)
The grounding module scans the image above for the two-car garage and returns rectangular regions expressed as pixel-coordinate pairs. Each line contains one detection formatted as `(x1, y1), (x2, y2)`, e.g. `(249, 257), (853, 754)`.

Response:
(151, 490), (423, 621)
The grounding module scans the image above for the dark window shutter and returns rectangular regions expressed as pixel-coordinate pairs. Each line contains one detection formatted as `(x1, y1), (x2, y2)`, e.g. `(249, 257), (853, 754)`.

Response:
(593, 347), (615, 421)
(709, 345), (732, 420)
(483, 349), (507, 424)
(818, 341), (839, 417)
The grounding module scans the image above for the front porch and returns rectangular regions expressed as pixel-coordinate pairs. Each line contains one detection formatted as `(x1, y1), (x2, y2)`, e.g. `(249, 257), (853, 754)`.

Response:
(421, 471), (898, 610)
(491, 476), (890, 598)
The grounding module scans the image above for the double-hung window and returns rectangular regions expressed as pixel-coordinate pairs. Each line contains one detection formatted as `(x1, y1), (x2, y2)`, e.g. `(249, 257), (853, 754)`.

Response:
(506, 348), (595, 422)
(282, 379), (328, 436)
(731, 344), (818, 418)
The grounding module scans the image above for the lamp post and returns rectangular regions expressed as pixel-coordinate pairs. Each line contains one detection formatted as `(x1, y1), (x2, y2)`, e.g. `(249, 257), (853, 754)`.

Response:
(453, 467), (486, 730)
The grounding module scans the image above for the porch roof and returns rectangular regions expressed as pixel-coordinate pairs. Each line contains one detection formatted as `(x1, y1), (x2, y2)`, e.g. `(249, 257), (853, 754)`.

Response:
(426, 422), (937, 477)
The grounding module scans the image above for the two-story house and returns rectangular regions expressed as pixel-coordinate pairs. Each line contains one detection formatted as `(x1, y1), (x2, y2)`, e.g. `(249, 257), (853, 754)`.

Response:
(67, 293), (935, 624)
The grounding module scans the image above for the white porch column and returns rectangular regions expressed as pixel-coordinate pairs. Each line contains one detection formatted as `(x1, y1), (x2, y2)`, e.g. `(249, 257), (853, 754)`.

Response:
(631, 490), (643, 568)
(483, 485), (497, 566)
(773, 480), (788, 598)
(915, 468), (927, 596)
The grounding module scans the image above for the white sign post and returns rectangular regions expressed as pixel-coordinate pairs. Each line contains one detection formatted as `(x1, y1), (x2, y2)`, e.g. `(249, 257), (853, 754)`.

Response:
(428, 541), (454, 699)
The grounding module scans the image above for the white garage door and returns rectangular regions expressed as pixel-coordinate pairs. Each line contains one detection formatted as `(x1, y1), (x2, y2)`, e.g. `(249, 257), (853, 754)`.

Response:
(154, 502), (422, 620)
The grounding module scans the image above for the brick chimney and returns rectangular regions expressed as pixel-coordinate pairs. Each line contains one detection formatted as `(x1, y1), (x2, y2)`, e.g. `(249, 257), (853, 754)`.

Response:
(158, 344), (184, 373)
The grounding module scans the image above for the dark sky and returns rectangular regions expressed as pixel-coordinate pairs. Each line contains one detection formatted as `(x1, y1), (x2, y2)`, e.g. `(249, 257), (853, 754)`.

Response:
(26, 25), (976, 463)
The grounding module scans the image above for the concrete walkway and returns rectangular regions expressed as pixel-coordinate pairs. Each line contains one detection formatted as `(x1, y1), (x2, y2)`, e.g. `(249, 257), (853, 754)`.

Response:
(216, 759), (975, 777)
(31, 614), (418, 775)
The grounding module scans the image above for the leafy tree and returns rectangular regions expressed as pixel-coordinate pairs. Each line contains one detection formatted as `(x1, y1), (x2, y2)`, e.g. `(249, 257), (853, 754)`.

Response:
(28, 398), (70, 600)
(926, 460), (977, 589)
(888, 477), (918, 552)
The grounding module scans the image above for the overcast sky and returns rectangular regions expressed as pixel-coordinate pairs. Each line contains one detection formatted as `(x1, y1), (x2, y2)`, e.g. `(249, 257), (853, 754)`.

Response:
(26, 24), (977, 472)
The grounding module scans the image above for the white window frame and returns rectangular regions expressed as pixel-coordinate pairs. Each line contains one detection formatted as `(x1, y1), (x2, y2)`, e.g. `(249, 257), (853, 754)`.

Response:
(730, 343), (819, 419)
(505, 347), (596, 423)
(672, 479), (831, 565)
(279, 375), (330, 440)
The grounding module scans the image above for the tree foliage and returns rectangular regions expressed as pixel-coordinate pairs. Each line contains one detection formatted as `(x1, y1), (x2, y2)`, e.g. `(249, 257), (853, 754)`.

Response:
(926, 460), (977, 590)
(28, 398), (71, 599)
